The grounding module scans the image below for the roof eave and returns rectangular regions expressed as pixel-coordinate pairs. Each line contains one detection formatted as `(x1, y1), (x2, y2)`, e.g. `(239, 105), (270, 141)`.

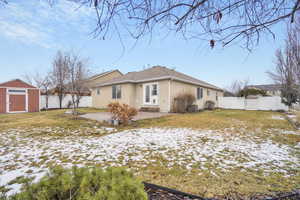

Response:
(93, 76), (223, 91)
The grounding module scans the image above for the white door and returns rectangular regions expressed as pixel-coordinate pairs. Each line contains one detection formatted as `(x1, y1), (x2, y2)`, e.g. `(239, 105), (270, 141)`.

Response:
(143, 83), (158, 105)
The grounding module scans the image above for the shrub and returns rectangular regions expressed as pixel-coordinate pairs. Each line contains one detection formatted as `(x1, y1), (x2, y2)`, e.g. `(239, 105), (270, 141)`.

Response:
(172, 93), (196, 113)
(204, 100), (215, 110)
(108, 102), (138, 125)
(238, 88), (267, 97)
(8, 167), (147, 200)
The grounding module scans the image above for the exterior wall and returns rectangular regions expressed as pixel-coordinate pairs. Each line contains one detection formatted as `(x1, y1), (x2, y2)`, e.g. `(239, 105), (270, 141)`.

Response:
(135, 80), (170, 112)
(170, 80), (223, 110)
(86, 71), (123, 88)
(0, 88), (6, 113)
(92, 83), (136, 108)
(92, 80), (170, 112)
(28, 89), (40, 112)
(92, 80), (223, 112)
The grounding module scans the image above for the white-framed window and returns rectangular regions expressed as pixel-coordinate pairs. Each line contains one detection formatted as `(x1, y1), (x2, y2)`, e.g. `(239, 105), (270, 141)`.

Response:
(112, 85), (121, 99)
(197, 87), (203, 99)
(143, 83), (159, 105)
(96, 88), (100, 95)
(152, 84), (158, 96)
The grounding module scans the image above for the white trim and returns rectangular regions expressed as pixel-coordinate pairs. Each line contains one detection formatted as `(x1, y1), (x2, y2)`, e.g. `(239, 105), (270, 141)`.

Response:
(142, 82), (159, 106)
(6, 87), (27, 113)
(8, 111), (27, 114)
(25, 88), (28, 112)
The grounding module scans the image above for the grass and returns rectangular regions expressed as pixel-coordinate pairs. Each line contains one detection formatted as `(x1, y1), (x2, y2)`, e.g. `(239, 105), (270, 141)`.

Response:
(135, 109), (293, 131)
(0, 108), (299, 198)
(0, 108), (106, 131)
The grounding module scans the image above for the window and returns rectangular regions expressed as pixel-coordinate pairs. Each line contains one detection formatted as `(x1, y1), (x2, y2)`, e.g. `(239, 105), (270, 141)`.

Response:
(207, 89), (210, 96)
(145, 85), (150, 103)
(96, 88), (100, 95)
(112, 85), (121, 99)
(216, 92), (218, 101)
(197, 87), (203, 99)
(8, 89), (25, 93)
(152, 84), (158, 96)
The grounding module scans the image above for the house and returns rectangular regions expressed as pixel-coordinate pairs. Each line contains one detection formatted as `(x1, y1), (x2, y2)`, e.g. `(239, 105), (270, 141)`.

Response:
(246, 84), (282, 96)
(43, 70), (123, 96)
(0, 79), (40, 113)
(86, 70), (123, 89)
(92, 66), (223, 112)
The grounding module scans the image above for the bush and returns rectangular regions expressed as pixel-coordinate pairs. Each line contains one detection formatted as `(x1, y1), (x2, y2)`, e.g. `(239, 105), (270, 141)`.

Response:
(204, 100), (215, 110)
(8, 167), (147, 200)
(108, 102), (138, 125)
(172, 93), (196, 113)
(238, 88), (267, 97)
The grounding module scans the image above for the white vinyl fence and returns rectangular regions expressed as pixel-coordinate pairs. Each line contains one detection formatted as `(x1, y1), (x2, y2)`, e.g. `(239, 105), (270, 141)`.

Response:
(218, 96), (288, 111)
(40, 95), (92, 109)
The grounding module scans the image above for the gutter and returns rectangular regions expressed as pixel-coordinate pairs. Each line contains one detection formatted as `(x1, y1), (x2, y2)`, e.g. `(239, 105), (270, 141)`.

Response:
(93, 76), (223, 92)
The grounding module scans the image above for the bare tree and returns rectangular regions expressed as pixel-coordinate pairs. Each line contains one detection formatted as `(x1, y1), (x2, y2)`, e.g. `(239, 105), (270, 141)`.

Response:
(66, 52), (90, 114)
(227, 79), (249, 96)
(268, 17), (300, 106)
(2, 1), (299, 49)
(23, 71), (53, 110)
(77, 0), (299, 49)
(51, 51), (69, 109)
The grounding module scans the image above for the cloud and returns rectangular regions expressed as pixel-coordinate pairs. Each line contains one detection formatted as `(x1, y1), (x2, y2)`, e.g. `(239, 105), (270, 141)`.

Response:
(0, 0), (96, 48)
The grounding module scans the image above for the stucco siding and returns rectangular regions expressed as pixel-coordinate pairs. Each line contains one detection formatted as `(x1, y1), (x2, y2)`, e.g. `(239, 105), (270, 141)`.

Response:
(170, 80), (223, 109)
(92, 83), (136, 108)
(134, 80), (170, 112)
(92, 79), (223, 112)
(87, 71), (122, 88)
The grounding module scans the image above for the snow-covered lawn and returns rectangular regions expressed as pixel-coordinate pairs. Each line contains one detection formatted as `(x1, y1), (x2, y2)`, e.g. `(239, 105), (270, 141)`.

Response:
(1, 126), (299, 195)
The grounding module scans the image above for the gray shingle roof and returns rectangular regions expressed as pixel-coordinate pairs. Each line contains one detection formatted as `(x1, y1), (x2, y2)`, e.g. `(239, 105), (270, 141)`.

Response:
(247, 84), (282, 91)
(95, 66), (222, 91)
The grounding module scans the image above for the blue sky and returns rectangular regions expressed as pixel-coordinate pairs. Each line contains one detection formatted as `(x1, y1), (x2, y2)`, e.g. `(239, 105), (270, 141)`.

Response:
(0, 0), (287, 89)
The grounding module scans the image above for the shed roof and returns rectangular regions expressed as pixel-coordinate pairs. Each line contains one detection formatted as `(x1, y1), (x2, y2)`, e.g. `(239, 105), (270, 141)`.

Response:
(0, 79), (37, 88)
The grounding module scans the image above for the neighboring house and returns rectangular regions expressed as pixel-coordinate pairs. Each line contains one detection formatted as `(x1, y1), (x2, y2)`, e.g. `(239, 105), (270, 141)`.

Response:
(246, 84), (282, 96)
(46, 70), (123, 96)
(92, 66), (223, 112)
(0, 79), (40, 113)
(86, 70), (123, 89)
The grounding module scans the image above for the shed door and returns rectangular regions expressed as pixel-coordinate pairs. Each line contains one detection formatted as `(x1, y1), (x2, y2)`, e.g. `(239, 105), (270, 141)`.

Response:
(9, 95), (26, 112)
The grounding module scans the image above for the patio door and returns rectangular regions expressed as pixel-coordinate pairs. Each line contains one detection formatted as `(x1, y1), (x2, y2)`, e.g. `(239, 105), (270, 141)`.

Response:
(143, 83), (158, 105)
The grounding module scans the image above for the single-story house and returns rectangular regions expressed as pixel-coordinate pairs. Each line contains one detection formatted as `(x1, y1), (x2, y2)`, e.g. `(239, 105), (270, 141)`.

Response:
(0, 79), (40, 113)
(246, 84), (282, 96)
(92, 66), (223, 112)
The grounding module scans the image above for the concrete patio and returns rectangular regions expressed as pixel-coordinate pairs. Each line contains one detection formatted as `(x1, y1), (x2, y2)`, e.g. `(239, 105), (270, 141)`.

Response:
(80, 112), (174, 122)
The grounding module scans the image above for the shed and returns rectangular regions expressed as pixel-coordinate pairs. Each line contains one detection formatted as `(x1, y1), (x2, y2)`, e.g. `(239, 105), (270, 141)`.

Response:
(0, 79), (40, 113)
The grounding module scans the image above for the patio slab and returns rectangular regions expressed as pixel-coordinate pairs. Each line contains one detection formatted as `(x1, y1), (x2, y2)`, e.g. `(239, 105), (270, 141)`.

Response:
(80, 112), (174, 122)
